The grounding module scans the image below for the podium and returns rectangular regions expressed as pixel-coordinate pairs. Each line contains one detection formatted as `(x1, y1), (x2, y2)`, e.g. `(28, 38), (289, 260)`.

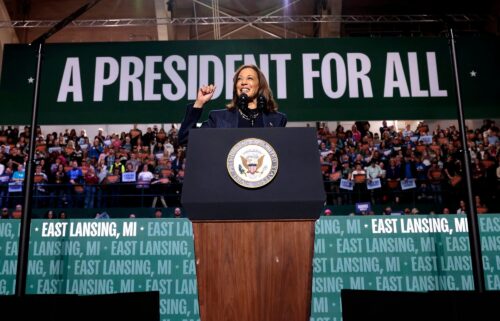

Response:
(182, 128), (325, 321)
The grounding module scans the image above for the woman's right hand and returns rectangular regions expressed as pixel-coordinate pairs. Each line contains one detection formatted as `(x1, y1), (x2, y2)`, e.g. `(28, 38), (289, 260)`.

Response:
(193, 84), (216, 108)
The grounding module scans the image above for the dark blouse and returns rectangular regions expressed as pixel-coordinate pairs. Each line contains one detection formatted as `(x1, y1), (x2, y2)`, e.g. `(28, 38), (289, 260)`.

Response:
(237, 111), (264, 128)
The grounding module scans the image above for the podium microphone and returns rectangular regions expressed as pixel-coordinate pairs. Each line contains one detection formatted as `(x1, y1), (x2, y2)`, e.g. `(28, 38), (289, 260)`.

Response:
(257, 95), (267, 112)
(237, 93), (249, 112)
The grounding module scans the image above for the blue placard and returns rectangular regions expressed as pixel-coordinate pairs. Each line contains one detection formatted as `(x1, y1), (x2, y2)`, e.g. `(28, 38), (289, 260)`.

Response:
(340, 179), (354, 191)
(8, 182), (22, 193)
(400, 178), (417, 190)
(121, 172), (137, 182)
(418, 136), (433, 144)
(355, 202), (371, 214)
(366, 178), (382, 190)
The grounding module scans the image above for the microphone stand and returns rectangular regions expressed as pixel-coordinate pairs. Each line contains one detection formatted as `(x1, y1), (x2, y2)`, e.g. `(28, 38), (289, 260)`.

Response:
(15, 0), (102, 297)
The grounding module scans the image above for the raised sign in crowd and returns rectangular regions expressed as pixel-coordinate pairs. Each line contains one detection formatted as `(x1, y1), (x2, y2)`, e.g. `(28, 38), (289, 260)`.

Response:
(0, 120), (498, 218)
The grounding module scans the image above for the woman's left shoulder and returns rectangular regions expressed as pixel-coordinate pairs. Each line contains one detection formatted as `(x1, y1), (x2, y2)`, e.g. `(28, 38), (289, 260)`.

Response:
(266, 111), (287, 127)
(268, 110), (287, 119)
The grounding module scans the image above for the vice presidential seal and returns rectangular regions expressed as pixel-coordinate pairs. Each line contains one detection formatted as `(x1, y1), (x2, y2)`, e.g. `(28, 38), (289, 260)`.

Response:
(227, 138), (279, 188)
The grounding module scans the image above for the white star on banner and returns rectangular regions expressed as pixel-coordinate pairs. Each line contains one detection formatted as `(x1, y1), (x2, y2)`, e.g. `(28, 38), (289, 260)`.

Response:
(469, 70), (477, 77)
(27, 77), (34, 84)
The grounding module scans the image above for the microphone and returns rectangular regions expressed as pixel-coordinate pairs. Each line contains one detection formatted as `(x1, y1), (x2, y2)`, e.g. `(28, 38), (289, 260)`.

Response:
(237, 93), (249, 112)
(257, 95), (267, 112)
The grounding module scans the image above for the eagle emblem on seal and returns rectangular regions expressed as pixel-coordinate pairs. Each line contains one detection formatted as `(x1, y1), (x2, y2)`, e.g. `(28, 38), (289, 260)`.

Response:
(240, 155), (264, 175)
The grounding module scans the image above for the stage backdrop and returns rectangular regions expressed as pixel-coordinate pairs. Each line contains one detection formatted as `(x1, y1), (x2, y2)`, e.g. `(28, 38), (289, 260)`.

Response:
(0, 37), (498, 124)
(1, 215), (499, 321)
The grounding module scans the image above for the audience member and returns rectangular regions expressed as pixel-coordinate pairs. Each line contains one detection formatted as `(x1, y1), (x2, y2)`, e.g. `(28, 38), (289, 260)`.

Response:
(174, 207), (182, 218)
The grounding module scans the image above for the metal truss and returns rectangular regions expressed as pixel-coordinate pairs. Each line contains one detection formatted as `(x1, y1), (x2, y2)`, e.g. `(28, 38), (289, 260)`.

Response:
(0, 14), (492, 28)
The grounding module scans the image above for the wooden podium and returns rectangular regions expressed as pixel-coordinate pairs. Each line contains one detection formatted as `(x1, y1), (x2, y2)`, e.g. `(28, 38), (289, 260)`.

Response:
(182, 128), (325, 321)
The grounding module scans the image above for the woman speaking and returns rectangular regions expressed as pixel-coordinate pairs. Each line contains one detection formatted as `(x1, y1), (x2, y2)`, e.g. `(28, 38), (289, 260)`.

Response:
(178, 64), (287, 145)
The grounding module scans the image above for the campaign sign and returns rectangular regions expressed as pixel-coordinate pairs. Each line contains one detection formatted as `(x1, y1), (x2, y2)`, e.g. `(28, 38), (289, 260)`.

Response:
(121, 172), (137, 183)
(401, 178), (417, 190)
(418, 136), (433, 144)
(340, 179), (354, 191)
(366, 178), (382, 190)
(48, 147), (62, 153)
(355, 202), (371, 214)
(8, 182), (22, 193)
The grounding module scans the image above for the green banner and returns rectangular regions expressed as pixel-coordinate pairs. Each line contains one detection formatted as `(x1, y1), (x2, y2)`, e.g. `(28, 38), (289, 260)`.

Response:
(311, 215), (500, 321)
(1, 216), (499, 321)
(0, 37), (498, 124)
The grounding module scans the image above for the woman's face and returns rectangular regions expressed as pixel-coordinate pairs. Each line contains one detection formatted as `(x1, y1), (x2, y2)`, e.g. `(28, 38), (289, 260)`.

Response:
(236, 67), (260, 100)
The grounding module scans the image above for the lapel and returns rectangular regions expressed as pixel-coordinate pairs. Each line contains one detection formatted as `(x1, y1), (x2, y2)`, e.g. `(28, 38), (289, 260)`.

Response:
(263, 113), (276, 127)
(226, 109), (239, 128)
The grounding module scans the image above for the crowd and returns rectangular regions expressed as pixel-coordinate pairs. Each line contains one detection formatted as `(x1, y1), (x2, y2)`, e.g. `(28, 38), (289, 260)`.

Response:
(0, 119), (498, 218)
(0, 124), (185, 214)
(318, 119), (499, 214)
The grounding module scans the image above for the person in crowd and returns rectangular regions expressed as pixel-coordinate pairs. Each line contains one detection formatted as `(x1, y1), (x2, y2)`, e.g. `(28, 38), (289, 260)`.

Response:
(88, 138), (103, 161)
(174, 207), (182, 218)
(178, 64), (287, 145)
(151, 167), (170, 208)
(12, 204), (22, 219)
(121, 136), (132, 152)
(135, 164), (154, 205)
(6, 147), (24, 171)
(365, 160), (383, 204)
(444, 155), (462, 190)
(350, 162), (367, 201)
(1, 207), (9, 219)
(33, 164), (48, 208)
(385, 158), (402, 203)
(84, 167), (99, 208)
(0, 167), (11, 208)
(67, 160), (83, 207)
(50, 164), (67, 207)
(137, 164), (154, 186)
(45, 210), (55, 219)
(427, 159), (444, 206)
(8, 165), (25, 207)
(108, 157), (125, 174)
(456, 200), (467, 214)
(402, 124), (414, 138)
(475, 195), (488, 214)
(168, 124), (178, 140)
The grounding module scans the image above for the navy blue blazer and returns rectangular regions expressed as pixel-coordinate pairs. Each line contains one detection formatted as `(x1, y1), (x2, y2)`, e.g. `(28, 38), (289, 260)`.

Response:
(178, 104), (287, 145)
